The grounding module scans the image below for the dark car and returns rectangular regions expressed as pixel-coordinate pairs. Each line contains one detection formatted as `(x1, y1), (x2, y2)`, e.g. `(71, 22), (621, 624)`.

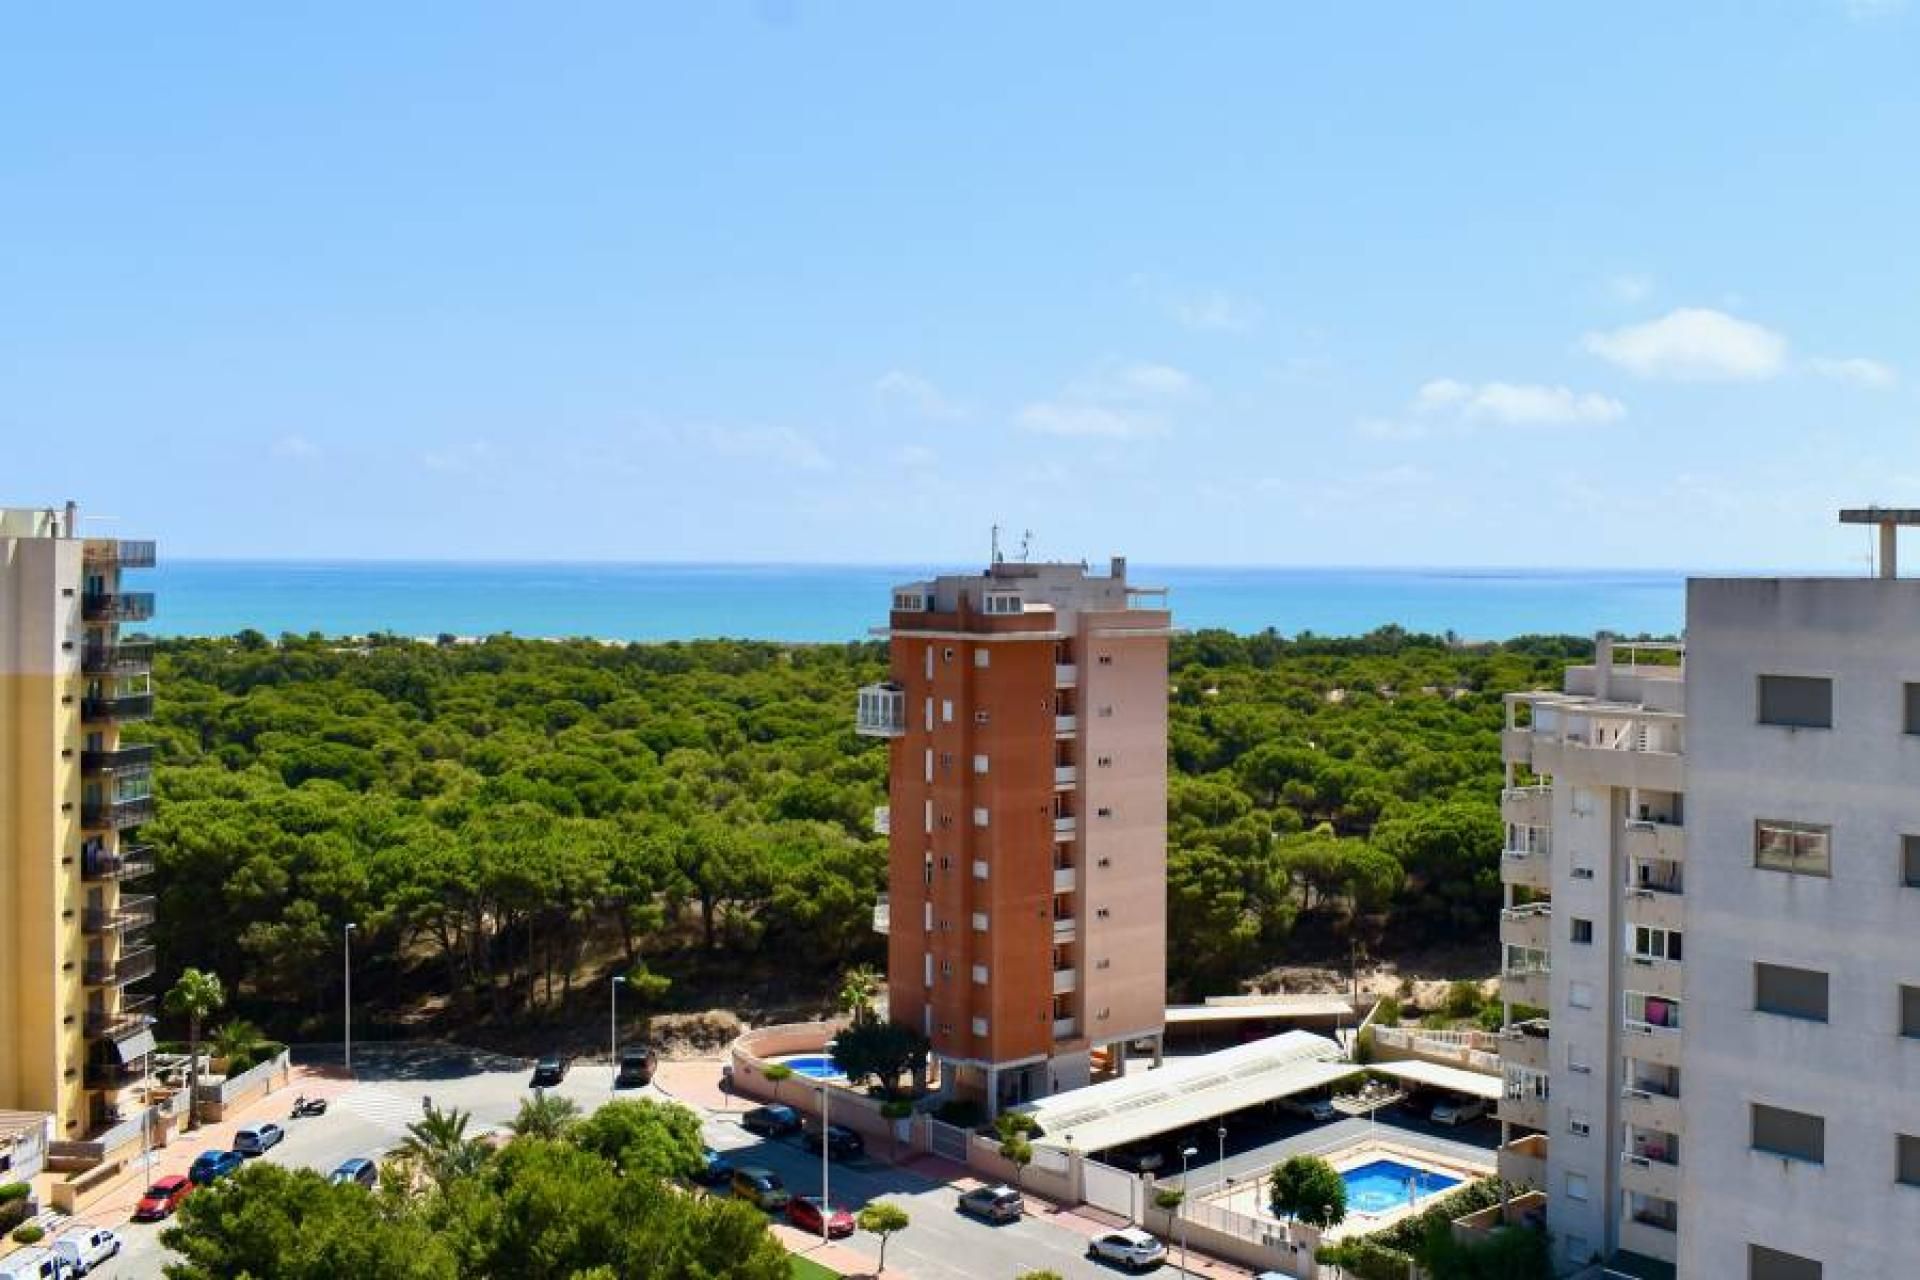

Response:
(802, 1123), (865, 1159)
(530, 1056), (570, 1088)
(133, 1175), (194, 1221)
(786, 1195), (856, 1239)
(696, 1146), (735, 1187)
(740, 1104), (801, 1137)
(330, 1157), (379, 1189)
(614, 1045), (658, 1089)
(188, 1150), (244, 1186)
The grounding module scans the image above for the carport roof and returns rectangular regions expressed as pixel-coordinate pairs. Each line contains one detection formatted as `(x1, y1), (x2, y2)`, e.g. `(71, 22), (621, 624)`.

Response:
(1020, 1031), (1358, 1155)
(1369, 1058), (1502, 1100)
(1164, 995), (1354, 1024)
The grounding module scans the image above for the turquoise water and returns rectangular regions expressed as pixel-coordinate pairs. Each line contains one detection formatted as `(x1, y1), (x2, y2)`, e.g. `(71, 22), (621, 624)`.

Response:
(140, 561), (1687, 642)
(772, 1054), (844, 1080)
(1341, 1158), (1461, 1214)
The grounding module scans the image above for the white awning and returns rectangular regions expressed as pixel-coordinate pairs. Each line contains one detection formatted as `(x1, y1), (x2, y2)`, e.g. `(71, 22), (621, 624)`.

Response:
(1021, 1031), (1360, 1155)
(1165, 996), (1354, 1024)
(1369, 1058), (1502, 1100)
(112, 1029), (156, 1064)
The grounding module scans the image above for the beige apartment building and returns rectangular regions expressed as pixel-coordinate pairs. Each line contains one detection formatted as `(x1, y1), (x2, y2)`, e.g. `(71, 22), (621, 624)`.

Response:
(857, 557), (1170, 1111)
(0, 503), (158, 1144)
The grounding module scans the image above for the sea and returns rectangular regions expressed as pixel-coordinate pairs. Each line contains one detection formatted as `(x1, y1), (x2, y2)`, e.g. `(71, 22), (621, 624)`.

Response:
(141, 562), (1688, 643)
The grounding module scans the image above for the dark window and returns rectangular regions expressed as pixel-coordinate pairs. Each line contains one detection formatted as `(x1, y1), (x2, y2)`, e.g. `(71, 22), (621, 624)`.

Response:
(1902, 985), (1920, 1039)
(1905, 836), (1920, 888)
(1755, 963), (1830, 1023)
(1906, 684), (1920, 735)
(1900, 1135), (1920, 1188)
(1749, 1244), (1822, 1280)
(1755, 821), (1831, 877)
(1571, 918), (1594, 945)
(1758, 675), (1832, 729)
(1751, 1103), (1825, 1164)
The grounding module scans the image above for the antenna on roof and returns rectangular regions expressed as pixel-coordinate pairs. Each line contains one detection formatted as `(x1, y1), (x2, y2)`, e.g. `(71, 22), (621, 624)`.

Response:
(991, 524), (1003, 564)
(1019, 529), (1033, 562)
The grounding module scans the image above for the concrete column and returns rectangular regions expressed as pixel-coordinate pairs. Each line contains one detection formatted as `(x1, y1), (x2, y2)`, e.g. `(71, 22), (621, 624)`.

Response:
(1882, 521), (1899, 578)
(1151, 1034), (1164, 1068)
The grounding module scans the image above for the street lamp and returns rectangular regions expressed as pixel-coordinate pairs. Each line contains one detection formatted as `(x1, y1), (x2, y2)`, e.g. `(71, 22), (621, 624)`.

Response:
(1179, 1146), (1197, 1276)
(818, 1081), (832, 1244)
(343, 922), (358, 1076)
(1216, 1124), (1227, 1195)
(610, 975), (626, 1094)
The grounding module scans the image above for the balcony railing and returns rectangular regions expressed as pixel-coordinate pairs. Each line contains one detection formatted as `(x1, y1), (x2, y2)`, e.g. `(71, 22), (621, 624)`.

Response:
(81, 592), (155, 623)
(81, 744), (155, 775)
(1054, 714), (1077, 735)
(85, 1058), (147, 1090)
(854, 684), (907, 737)
(1500, 902), (1553, 922)
(81, 795), (155, 830)
(1053, 968), (1078, 994)
(1052, 916), (1077, 940)
(82, 638), (155, 675)
(1052, 1017), (1078, 1040)
(1055, 663), (1079, 687)
(86, 946), (156, 987)
(83, 845), (155, 882)
(81, 694), (155, 723)
(1053, 816), (1077, 837)
(84, 540), (158, 568)
(85, 994), (156, 1041)
(871, 894), (889, 936)
(84, 894), (157, 935)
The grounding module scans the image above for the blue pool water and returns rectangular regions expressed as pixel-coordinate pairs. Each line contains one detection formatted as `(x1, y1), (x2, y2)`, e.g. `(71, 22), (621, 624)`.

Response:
(1341, 1159), (1461, 1215)
(775, 1054), (844, 1080)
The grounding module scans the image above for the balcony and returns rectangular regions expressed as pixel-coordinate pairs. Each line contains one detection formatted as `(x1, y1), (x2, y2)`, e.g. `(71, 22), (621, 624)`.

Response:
(84, 540), (157, 568)
(81, 795), (155, 830)
(854, 684), (907, 737)
(1053, 967), (1078, 995)
(1523, 718), (1684, 793)
(1052, 1016), (1078, 1040)
(1499, 1091), (1547, 1131)
(1053, 866), (1077, 894)
(1499, 902), (1551, 951)
(1621, 1147), (1681, 1202)
(872, 805), (890, 836)
(1498, 1134), (1549, 1189)
(1055, 663), (1079, 688)
(1623, 1084), (1685, 1135)
(85, 945), (156, 988)
(1626, 954), (1684, 1000)
(81, 694), (154, 723)
(1619, 1210), (1679, 1265)
(85, 994), (155, 1042)
(1052, 916), (1077, 941)
(1054, 714), (1077, 736)
(872, 894), (889, 936)
(1625, 885), (1684, 933)
(1054, 764), (1078, 788)
(83, 845), (155, 882)
(1053, 815), (1077, 839)
(1498, 1020), (1550, 1073)
(81, 638), (154, 676)
(1624, 817), (1686, 863)
(81, 592), (155, 623)
(84, 894), (156, 935)
(1623, 1000), (1683, 1067)
(81, 744), (155, 776)
(1500, 784), (1551, 828)
(85, 1058), (147, 1090)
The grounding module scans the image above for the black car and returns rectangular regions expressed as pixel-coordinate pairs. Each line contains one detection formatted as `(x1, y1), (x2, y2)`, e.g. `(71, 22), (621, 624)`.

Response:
(802, 1123), (865, 1159)
(741, 1104), (802, 1137)
(530, 1055), (570, 1088)
(614, 1045), (658, 1089)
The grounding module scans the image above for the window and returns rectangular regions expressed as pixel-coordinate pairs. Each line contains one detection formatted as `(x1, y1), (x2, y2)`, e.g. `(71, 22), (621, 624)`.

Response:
(972, 1016), (989, 1036)
(1568, 1111), (1591, 1137)
(974, 709), (990, 725)
(1571, 865), (1596, 881)
(1755, 963), (1829, 1022)
(1902, 985), (1920, 1038)
(894, 592), (927, 612)
(1905, 836), (1920, 888)
(1634, 927), (1682, 962)
(924, 697), (934, 731)
(1096, 806), (1113, 818)
(923, 953), (932, 985)
(971, 912), (989, 932)
(1097, 654), (1113, 666)
(1906, 683), (1920, 734)
(1569, 981), (1594, 1010)
(982, 592), (1021, 615)
(1749, 1244), (1822, 1280)
(972, 964), (989, 985)
(1751, 1103), (1825, 1164)
(975, 649), (990, 668)
(924, 748), (933, 783)
(1097, 755), (1113, 768)
(1758, 674), (1832, 729)
(1571, 917), (1594, 945)
(1900, 1134), (1920, 1187)
(1564, 1172), (1589, 1202)
(924, 646), (934, 679)
(1755, 820), (1831, 877)
(973, 754), (989, 774)
(972, 859), (988, 880)
(973, 807), (989, 827)
(1570, 786), (1597, 817)
(923, 902), (933, 930)
(941, 699), (953, 723)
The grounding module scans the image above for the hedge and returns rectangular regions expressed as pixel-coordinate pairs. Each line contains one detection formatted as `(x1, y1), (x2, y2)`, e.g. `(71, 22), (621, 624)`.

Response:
(11, 1223), (44, 1245)
(1316, 1178), (1520, 1279)
(0, 1183), (28, 1204)
(0, 1199), (30, 1234)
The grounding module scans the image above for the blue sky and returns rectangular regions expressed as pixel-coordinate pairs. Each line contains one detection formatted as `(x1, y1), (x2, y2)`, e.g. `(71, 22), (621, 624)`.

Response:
(5, 3), (1920, 567)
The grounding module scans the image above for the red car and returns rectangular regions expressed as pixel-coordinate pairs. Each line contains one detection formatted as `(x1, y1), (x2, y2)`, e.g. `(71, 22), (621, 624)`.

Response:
(133, 1174), (194, 1221)
(786, 1195), (855, 1239)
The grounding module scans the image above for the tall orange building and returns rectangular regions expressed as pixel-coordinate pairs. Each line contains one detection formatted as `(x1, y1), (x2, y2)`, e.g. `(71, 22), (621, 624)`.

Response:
(857, 557), (1169, 1112)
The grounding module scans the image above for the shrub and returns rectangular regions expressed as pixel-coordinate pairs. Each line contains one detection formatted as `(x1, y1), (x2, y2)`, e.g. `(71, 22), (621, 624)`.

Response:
(1317, 1236), (1411, 1280)
(0, 1183), (28, 1204)
(1442, 979), (1485, 1020)
(1153, 1188), (1185, 1210)
(879, 1100), (913, 1120)
(1373, 995), (1402, 1026)
(0, 1200), (30, 1234)
(11, 1223), (44, 1245)
(1353, 1026), (1375, 1064)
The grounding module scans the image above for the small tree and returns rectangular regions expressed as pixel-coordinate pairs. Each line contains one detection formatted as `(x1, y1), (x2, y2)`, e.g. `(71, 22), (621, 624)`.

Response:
(856, 1201), (910, 1274)
(995, 1112), (1035, 1190)
(1270, 1154), (1346, 1229)
(209, 1018), (263, 1070)
(164, 968), (226, 1129)
(395, 1103), (488, 1190)
(509, 1093), (581, 1141)
(761, 1062), (793, 1104)
(836, 965), (882, 1023)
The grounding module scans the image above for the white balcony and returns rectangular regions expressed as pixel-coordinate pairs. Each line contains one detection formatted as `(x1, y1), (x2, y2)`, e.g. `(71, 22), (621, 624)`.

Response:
(1626, 885), (1684, 932)
(1055, 663), (1079, 688)
(1052, 967), (1078, 995)
(1623, 1085), (1685, 1135)
(1498, 1021), (1550, 1073)
(1502, 968), (1548, 1010)
(1626, 955), (1684, 1000)
(1500, 785), (1551, 827)
(1053, 866), (1077, 894)
(1620, 1149), (1681, 1202)
(1052, 1016), (1078, 1040)
(1054, 714), (1077, 736)
(1619, 1213), (1678, 1264)
(872, 895), (889, 936)
(1054, 765), (1078, 788)
(1501, 847), (1550, 891)
(872, 805), (891, 836)
(1052, 916), (1077, 941)
(1624, 817), (1686, 862)
(1053, 816), (1077, 839)
(1499, 902), (1551, 951)
(855, 684), (907, 737)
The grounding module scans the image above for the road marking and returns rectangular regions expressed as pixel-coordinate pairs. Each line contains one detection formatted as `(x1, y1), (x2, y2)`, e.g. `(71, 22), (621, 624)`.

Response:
(337, 1084), (429, 1134)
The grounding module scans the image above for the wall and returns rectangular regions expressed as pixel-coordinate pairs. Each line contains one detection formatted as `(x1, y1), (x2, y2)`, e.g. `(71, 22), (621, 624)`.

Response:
(194, 1050), (292, 1121)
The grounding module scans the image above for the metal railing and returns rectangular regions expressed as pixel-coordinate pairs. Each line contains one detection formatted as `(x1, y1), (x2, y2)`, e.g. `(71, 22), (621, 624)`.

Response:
(81, 592), (156, 622)
(85, 993), (156, 1040)
(85, 1058), (147, 1089)
(83, 845), (156, 882)
(81, 795), (155, 830)
(84, 540), (158, 568)
(82, 638), (155, 674)
(81, 693), (155, 722)
(81, 744), (155, 774)
(83, 894), (156, 935)
(86, 945), (156, 987)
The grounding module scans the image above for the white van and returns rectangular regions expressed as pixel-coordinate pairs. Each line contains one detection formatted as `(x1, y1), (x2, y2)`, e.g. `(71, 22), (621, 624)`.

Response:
(50, 1225), (122, 1274)
(0, 1247), (60, 1280)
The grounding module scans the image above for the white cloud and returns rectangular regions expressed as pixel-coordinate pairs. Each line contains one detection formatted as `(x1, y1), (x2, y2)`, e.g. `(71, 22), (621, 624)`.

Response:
(1117, 362), (1195, 396)
(1605, 273), (1655, 304)
(1808, 355), (1898, 389)
(271, 434), (320, 460)
(1172, 290), (1261, 333)
(1581, 307), (1788, 381)
(873, 370), (966, 421)
(1413, 378), (1626, 426)
(689, 424), (831, 471)
(1016, 401), (1157, 439)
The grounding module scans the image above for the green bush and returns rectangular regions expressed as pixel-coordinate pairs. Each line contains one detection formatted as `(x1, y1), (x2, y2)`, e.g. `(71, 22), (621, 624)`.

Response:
(0, 1200), (30, 1234)
(1373, 995), (1402, 1026)
(11, 1222), (44, 1245)
(1153, 1188), (1185, 1210)
(1317, 1236), (1413, 1280)
(1442, 979), (1486, 1020)
(0, 1182), (28, 1203)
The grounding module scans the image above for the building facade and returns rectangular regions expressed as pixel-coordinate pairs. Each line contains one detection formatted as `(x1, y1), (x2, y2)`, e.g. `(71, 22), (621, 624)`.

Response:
(858, 558), (1170, 1111)
(0, 503), (158, 1142)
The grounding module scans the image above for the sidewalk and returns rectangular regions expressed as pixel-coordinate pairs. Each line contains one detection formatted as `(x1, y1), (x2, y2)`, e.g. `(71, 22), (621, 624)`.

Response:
(770, 1222), (904, 1278)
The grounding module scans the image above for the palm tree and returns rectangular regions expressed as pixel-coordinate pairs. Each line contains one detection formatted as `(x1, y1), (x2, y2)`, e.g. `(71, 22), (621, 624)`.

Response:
(836, 965), (882, 1023)
(164, 968), (226, 1129)
(396, 1103), (488, 1189)
(209, 1017), (263, 1070)
(509, 1093), (580, 1141)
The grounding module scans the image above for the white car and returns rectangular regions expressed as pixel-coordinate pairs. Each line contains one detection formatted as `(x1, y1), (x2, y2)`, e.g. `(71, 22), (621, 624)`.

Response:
(1088, 1227), (1167, 1272)
(1430, 1097), (1489, 1126)
(50, 1226), (123, 1275)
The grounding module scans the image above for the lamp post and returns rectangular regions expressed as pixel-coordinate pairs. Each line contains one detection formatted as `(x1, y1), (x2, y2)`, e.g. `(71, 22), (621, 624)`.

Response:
(1216, 1124), (1227, 1195)
(818, 1082), (831, 1244)
(343, 922), (358, 1076)
(610, 974), (626, 1094)
(1179, 1146), (1197, 1276)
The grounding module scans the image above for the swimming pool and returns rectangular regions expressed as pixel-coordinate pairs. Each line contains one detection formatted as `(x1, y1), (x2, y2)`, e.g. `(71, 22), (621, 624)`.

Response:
(772, 1053), (844, 1080)
(1341, 1158), (1461, 1215)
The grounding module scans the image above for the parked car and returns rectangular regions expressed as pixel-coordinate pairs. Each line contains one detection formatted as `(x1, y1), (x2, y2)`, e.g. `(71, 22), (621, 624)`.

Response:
(729, 1165), (791, 1211)
(1430, 1096), (1490, 1126)
(1278, 1094), (1337, 1122)
(696, 1146), (735, 1187)
(133, 1174), (195, 1220)
(614, 1045), (658, 1089)
(49, 1226), (123, 1275)
(530, 1056), (570, 1088)
(0, 1247), (60, 1280)
(785, 1195), (856, 1238)
(802, 1123), (865, 1159)
(956, 1184), (1024, 1223)
(1088, 1227), (1168, 1272)
(740, 1104), (801, 1137)
(330, 1157), (379, 1189)
(233, 1122), (286, 1156)
(188, 1149), (245, 1185)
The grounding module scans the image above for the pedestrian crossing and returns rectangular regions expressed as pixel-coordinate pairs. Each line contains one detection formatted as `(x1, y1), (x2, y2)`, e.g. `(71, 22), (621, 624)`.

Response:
(336, 1084), (430, 1135)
